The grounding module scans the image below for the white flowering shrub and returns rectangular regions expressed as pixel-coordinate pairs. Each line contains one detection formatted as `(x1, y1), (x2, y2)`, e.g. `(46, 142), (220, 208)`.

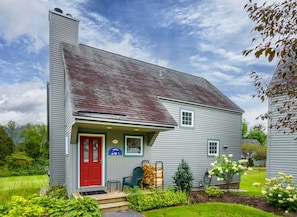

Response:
(262, 172), (297, 211)
(208, 154), (248, 189)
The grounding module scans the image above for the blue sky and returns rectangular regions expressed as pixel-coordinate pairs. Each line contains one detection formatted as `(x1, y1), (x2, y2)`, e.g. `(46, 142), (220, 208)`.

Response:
(0, 0), (277, 128)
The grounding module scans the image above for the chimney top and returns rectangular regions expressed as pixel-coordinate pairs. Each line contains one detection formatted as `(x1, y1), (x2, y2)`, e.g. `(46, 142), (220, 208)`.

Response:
(54, 8), (63, 13)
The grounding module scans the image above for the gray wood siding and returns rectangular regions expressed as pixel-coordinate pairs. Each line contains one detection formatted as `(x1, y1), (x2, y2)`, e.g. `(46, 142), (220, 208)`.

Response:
(267, 96), (297, 180)
(65, 88), (76, 195)
(49, 11), (78, 186)
(152, 100), (242, 187)
(105, 130), (152, 186)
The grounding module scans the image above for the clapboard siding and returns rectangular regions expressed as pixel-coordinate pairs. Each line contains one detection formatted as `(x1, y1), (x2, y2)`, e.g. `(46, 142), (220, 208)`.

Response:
(70, 127), (152, 192)
(48, 10), (78, 186)
(152, 100), (242, 187)
(267, 95), (297, 180)
(64, 87), (76, 195)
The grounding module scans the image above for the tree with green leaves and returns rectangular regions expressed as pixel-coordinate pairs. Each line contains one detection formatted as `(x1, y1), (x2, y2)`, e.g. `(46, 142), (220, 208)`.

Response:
(246, 124), (267, 146)
(5, 120), (18, 152)
(19, 123), (48, 159)
(5, 152), (34, 170)
(0, 125), (14, 165)
(243, 0), (297, 133)
(242, 119), (249, 138)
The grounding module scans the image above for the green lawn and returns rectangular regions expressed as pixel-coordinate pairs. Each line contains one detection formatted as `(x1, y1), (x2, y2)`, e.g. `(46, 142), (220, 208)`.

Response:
(240, 167), (266, 196)
(142, 202), (278, 217)
(0, 169), (268, 216)
(0, 175), (48, 203)
(142, 168), (269, 216)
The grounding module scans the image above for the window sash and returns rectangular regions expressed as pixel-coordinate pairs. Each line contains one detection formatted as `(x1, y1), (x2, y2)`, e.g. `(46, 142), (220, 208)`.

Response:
(208, 140), (219, 156)
(180, 110), (194, 127)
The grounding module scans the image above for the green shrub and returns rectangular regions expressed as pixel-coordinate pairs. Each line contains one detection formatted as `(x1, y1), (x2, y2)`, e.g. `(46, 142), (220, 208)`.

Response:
(5, 152), (34, 170)
(208, 154), (248, 190)
(45, 186), (68, 199)
(172, 159), (194, 195)
(262, 172), (297, 212)
(126, 187), (189, 212)
(0, 195), (44, 217)
(205, 186), (224, 198)
(0, 195), (101, 217)
(40, 197), (101, 217)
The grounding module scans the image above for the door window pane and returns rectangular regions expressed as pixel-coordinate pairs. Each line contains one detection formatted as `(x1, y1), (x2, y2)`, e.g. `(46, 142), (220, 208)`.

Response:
(84, 139), (89, 162)
(93, 140), (98, 162)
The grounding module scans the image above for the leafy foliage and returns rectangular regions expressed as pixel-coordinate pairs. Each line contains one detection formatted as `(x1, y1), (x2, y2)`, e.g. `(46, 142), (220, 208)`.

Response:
(0, 122), (49, 177)
(245, 125), (267, 146)
(172, 159), (194, 195)
(19, 123), (48, 159)
(0, 125), (14, 165)
(242, 144), (266, 167)
(243, 0), (297, 134)
(208, 154), (248, 190)
(205, 186), (224, 198)
(0, 195), (44, 217)
(262, 172), (297, 212)
(45, 185), (68, 199)
(126, 187), (188, 212)
(242, 119), (249, 138)
(0, 194), (101, 217)
(5, 152), (34, 170)
(5, 121), (18, 152)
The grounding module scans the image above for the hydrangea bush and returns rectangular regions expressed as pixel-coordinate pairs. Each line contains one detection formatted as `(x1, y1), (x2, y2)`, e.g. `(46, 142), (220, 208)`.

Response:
(262, 172), (297, 212)
(208, 154), (248, 189)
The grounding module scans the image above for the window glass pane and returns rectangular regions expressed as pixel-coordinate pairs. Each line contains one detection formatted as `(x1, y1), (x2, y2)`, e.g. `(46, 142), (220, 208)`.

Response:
(93, 140), (98, 162)
(84, 139), (89, 162)
(181, 110), (193, 126)
(208, 141), (219, 155)
(126, 137), (142, 155)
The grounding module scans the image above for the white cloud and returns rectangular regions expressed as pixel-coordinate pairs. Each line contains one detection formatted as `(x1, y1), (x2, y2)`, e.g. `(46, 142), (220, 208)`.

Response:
(0, 0), (49, 53)
(0, 80), (46, 125)
(230, 93), (268, 129)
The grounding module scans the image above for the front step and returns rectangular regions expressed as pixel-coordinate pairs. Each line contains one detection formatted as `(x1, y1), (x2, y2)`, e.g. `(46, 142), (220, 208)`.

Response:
(99, 201), (130, 213)
(87, 191), (130, 213)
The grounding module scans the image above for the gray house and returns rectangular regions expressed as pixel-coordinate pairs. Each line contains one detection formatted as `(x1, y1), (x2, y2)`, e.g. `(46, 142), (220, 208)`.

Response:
(48, 9), (244, 196)
(267, 59), (297, 180)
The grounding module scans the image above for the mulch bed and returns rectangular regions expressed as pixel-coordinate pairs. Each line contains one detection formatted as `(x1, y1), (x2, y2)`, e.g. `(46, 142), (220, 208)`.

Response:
(190, 191), (297, 217)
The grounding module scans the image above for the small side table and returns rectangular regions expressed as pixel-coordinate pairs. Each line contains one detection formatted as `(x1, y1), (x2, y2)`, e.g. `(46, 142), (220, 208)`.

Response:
(107, 180), (121, 192)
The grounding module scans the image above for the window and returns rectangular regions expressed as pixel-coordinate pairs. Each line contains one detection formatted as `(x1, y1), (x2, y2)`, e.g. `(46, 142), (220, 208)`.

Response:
(124, 135), (143, 156)
(208, 140), (219, 156)
(65, 136), (69, 155)
(180, 109), (194, 127)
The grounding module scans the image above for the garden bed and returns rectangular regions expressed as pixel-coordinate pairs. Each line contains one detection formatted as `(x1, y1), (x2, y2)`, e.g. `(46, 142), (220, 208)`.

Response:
(190, 190), (297, 217)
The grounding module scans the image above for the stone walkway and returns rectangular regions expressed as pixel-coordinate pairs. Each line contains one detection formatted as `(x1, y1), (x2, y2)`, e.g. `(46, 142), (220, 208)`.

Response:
(102, 210), (144, 217)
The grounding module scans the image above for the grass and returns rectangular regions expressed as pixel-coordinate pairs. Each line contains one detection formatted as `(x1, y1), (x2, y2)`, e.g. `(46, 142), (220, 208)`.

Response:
(240, 167), (266, 196)
(142, 202), (279, 217)
(0, 175), (48, 204)
(142, 167), (269, 217)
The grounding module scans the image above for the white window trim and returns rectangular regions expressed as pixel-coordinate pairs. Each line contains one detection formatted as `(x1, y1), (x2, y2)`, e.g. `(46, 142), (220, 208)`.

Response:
(65, 136), (69, 155)
(207, 140), (220, 156)
(180, 109), (194, 128)
(124, 135), (144, 156)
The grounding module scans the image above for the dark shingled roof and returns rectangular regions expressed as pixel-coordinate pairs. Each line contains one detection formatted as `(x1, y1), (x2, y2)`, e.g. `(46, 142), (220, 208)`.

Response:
(242, 139), (261, 146)
(62, 43), (243, 127)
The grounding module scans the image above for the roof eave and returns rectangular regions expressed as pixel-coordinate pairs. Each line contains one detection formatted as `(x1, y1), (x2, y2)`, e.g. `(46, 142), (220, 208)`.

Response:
(158, 96), (244, 114)
(73, 115), (176, 131)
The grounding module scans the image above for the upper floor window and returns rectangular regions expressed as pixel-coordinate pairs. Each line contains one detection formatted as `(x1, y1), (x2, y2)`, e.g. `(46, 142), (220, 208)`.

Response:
(208, 140), (219, 156)
(180, 109), (194, 128)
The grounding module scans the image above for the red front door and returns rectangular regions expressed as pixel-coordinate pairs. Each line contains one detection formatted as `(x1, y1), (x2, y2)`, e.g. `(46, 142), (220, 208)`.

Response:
(80, 136), (102, 187)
